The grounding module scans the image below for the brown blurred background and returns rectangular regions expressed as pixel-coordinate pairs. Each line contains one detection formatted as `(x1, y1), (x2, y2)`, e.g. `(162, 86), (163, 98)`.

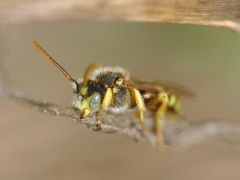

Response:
(0, 21), (240, 180)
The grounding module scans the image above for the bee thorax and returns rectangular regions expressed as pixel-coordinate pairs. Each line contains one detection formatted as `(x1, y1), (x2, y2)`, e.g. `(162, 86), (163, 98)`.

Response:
(89, 66), (130, 87)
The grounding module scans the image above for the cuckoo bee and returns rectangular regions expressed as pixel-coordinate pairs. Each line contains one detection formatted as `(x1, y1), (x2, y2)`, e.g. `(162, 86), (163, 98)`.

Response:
(33, 41), (145, 127)
(33, 41), (193, 148)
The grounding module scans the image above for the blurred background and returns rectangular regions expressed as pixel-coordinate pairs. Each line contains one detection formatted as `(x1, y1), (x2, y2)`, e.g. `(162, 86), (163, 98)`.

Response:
(0, 21), (240, 180)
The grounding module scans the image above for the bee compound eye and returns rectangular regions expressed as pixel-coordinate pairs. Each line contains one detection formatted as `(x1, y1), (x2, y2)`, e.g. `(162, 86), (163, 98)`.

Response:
(89, 92), (101, 110)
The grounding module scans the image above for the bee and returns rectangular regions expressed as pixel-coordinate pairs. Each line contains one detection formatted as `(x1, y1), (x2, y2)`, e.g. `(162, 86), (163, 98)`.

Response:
(33, 41), (193, 148)
(33, 41), (146, 128)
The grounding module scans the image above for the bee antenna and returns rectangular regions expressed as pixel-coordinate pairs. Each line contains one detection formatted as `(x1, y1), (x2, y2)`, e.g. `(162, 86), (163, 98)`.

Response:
(33, 41), (78, 91)
(83, 63), (100, 86)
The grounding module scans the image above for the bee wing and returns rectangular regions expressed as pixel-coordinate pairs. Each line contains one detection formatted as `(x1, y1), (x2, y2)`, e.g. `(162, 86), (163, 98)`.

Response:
(127, 78), (195, 98)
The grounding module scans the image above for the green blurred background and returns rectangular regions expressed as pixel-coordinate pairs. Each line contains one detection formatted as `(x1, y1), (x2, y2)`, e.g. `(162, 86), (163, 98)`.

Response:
(1, 21), (240, 180)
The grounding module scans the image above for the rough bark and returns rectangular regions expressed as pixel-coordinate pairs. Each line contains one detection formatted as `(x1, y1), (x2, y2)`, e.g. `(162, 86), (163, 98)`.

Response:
(0, 0), (240, 32)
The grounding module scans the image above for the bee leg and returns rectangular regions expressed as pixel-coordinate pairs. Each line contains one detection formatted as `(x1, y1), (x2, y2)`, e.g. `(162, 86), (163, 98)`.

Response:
(95, 111), (102, 131)
(131, 88), (146, 130)
(155, 92), (169, 150)
(155, 106), (168, 150)
(96, 88), (113, 125)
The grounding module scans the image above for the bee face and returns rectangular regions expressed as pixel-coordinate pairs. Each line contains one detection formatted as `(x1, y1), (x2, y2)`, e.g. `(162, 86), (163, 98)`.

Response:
(72, 81), (104, 117)
(79, 91), (101, 117)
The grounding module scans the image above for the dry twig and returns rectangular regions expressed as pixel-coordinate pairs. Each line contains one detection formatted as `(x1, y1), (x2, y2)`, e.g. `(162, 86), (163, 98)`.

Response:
(0, 0), (240, 32)
(1, 89), (240, 149)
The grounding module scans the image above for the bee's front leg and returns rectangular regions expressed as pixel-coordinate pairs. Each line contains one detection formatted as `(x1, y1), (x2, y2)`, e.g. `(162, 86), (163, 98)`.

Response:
(96, 88), (113, 125)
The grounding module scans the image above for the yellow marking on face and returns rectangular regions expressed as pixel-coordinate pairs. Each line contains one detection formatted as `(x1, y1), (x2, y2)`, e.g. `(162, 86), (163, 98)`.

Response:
(77, 98), (91, 117)
(83, 108), (91, 117)
(78, 98), (89, 110)
(80, 86), (87, 96)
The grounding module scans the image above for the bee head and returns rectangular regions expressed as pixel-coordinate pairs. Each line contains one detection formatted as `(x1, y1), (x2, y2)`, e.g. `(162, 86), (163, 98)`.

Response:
(33, 41), (103, 118)
(72, 81), (104, 118)
(70, 63), (103, 118)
